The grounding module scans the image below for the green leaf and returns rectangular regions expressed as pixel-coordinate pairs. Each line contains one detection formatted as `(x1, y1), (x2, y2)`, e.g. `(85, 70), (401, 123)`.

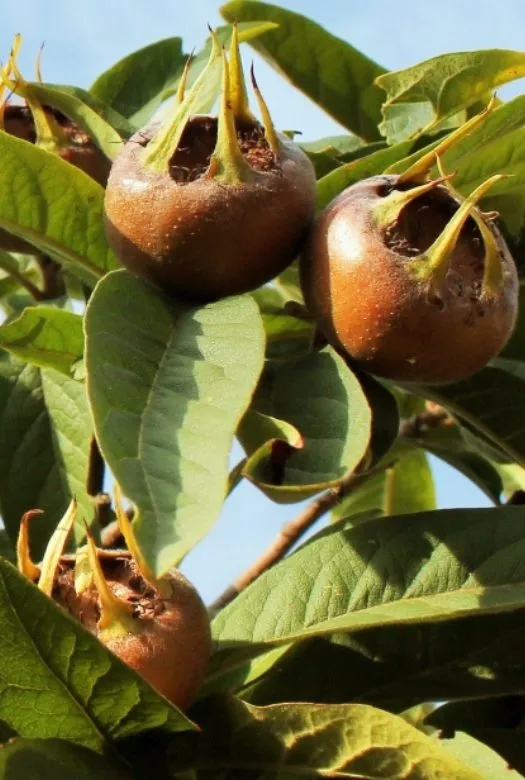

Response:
(213, 506), (525, 651)
(237, 348), (372, 502)
(0, 355), (92, 558)
(377, 49), (525, 141)
(90, 37), (187, 127)
(411, 424), (503, 503)
(389, 95), (525, 238)
(420, 367), (525, 467)
(436, 731), (525, 780)
(0, 558), (192, 752)
(40, 368), (94, 539)
(316, 139), (415, 210)
(0, 132), (117, 286)
(0, 739), (126, 780)
(240, 606), (525, 712)
(22, 82), (130, 158)
(90, 23), (277, 129)
(333, 448), (436, 520)
(300, 135), (386, 178)
(0, 308), (83, 376)
(85, 270), (265, 576)
(221, 0), (386, 141)
(169, 695), (482, 778)
(358, 373), (399, 465)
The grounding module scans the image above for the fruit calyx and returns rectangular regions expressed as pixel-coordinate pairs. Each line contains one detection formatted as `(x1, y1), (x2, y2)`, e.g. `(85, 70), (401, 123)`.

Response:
(371, 98), (507, 302)
(0, 35), (110, 187)
(141, 26), (281, 185)
(17, 492), (212, 709)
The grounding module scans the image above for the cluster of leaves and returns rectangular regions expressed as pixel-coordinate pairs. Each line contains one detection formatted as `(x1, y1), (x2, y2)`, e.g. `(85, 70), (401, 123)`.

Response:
(0, 2), (525, 778)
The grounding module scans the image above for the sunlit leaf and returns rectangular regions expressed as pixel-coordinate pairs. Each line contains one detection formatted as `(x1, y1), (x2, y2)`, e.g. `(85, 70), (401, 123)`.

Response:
(0, 132), (117, 286)
(0, 307), (83, 376)
(221, 0), (386, 141)
(0, 558), (192, 751)
(85, 270), (265, 575)
(169, 695), (482, 778)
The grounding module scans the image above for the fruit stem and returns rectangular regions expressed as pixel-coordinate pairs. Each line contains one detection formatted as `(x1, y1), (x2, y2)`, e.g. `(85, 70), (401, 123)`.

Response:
(141, 30), (222, 174)
(228, 26), (255, 123)
(85, 525), (135, 637)
(208, 46), (256, 183)
(16, 509), (42, 582)
(435, 155), (505, 296)
(38, 498), (77, 596)
(396, 95), (496, 185)
(250, 64), (281, 156)
(412, 173), (506, 292)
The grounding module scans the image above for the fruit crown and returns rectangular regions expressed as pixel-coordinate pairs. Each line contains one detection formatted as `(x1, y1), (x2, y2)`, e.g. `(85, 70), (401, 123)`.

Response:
(0, 35), (70, 155)
(141, 25), (282, 183)
(374, 97), (508, 299)
(17, 487), (171, 641)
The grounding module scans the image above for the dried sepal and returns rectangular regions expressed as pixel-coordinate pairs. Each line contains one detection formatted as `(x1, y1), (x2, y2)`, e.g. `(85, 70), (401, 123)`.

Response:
(38, 498), (77, 596)
(142, 30), (222, 173)
(114, 484), (171, 598)
(4, 34), (68, 154)
(435, 155), (505, 296)
(228, 25), (255, 123)
(208, 46), (255, 183)
(84, 524), (135, 638)
(16, 509), (42, 582)
(250, 64), (280, 156)
(395, 95), (497, 185)
(412, 173), (506, 292)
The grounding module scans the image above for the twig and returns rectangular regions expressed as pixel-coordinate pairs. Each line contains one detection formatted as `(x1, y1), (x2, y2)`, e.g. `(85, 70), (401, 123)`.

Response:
(209, 463), (388, 614)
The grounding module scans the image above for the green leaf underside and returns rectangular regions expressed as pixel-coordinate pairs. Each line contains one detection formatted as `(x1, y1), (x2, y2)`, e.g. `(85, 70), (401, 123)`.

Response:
(0, 355), (90, 558)
(0, 558), (192, 752)
(0, 739), (124, 780)
(377, 48), (525, 141)
(213, 506), (525, 649)
(238, 348), (372, 501)
(169, 696), (481, 778)
(334, 448), (436, 520)
(90, 23), (277, 129)
(436, 731), (524, 780)
(0, 132), (117, 285)
(316, 139), (415, 210)
(221, 0), (386, 141)
(388, 94), (525, 237)
(420, 367), (525, 466)
(0, 307), (83, 376)
(90, 37), (188, 130)
(85, 270), (265, 576)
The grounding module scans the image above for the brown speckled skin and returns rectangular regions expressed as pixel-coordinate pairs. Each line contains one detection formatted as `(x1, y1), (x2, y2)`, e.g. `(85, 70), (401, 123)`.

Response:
(300, 174), (519, 384)
(54, 553), (212, 710)
(1, 105), (111, 253)
(103, 117), (317, 301)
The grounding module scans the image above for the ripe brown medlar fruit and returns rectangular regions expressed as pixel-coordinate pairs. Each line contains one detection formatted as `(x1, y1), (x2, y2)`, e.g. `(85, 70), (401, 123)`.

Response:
(0, 44), (111, 254)
(18, 499), (211, 710)
(301, 106), (519, 384)
(104, 28), (316, 301)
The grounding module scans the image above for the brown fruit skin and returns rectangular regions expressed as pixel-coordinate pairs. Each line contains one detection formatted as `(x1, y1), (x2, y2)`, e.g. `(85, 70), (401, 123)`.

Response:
(300, 174), (519, 384)
(103, 116), (317, 301)
(1, 105), (111, 253)
(53, 552), (212, 710)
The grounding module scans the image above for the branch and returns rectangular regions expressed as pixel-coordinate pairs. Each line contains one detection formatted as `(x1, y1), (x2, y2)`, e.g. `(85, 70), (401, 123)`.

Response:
(209, 463), (388, 614)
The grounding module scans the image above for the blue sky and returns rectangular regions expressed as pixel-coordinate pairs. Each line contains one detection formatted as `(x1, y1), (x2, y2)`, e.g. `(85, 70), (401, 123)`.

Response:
(2, 1), (522, 601)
